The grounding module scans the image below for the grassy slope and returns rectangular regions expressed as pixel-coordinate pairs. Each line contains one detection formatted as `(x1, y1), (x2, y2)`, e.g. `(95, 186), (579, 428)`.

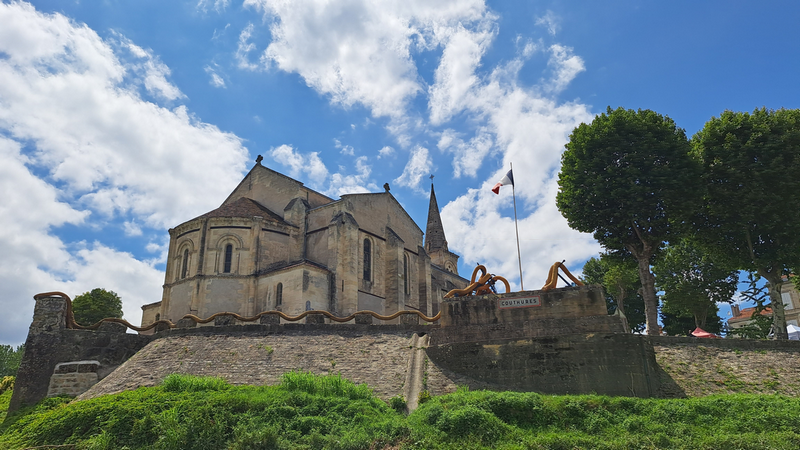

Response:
(2, 373), (800, 450)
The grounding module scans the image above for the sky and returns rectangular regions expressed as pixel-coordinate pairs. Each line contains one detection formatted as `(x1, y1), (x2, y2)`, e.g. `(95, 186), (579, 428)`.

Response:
(1, 0), (799, 346)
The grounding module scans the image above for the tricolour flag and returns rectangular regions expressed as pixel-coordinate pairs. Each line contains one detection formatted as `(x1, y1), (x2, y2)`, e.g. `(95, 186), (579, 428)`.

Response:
(491, 169), (514, 194)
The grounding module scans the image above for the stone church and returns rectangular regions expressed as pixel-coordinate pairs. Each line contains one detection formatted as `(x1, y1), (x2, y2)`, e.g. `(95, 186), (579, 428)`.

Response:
(141, 157), (467, 327)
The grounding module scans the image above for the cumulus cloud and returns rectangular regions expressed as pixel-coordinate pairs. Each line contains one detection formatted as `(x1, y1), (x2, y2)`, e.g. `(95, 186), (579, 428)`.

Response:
(544, 44), (585, 94)
(326, 157), (378, 196)
(437, 128), (494, 178)
(269, 144), (329, 186)
(0, 2), (250, 344)
(377, 145), (395, 159)
(393, 145), (432, 190)
(243, 0), (492, 125)
(334, 139), (355, 156)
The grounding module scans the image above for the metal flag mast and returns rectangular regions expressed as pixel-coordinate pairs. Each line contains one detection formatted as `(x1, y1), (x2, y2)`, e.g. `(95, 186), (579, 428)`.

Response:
(510, 162), (524, 290)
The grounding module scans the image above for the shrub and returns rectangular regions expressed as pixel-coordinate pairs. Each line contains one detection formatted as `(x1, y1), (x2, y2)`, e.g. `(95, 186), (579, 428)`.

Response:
(389, 395), (406, 412)
(161, 374), (230, 392)
(0, 375), (14, 394)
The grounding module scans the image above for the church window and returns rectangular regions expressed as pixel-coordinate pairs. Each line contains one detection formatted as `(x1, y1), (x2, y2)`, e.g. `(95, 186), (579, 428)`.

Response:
(155, 313), (160, 322)
(276, 283), (283, 306)
(224, 244), (233, 273)
(363, 239), (371, 281)
(181, 249), (189, 279)
(403, 254), (409, 295)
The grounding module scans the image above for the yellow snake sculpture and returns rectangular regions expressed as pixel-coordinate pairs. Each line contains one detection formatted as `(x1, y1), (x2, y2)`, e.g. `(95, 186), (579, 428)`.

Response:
(443, 265), (511, 298)
(33, 291), (441, 332)
(541, 261), (584, 291)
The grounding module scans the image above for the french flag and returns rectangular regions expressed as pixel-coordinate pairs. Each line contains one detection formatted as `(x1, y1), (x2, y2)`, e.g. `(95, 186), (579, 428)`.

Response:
(491, 169), (514, 194)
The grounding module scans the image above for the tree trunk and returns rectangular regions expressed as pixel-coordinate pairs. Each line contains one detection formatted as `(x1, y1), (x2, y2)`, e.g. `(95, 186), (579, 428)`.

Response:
(628, 243), (659, 335)
(760, 270), (788, 340)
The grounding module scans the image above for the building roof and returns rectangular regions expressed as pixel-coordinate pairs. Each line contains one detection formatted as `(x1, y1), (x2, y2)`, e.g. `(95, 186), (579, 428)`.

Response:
(193, 197), (287, 224)
(729, 306), (773, 324)
(425, 183), (448, 252)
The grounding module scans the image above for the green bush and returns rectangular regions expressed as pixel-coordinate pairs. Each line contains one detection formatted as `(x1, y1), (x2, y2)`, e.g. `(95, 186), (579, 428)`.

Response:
(389, 395), (406, 412)
(161, 374), (230, 392)
(0, 376), (14, 394)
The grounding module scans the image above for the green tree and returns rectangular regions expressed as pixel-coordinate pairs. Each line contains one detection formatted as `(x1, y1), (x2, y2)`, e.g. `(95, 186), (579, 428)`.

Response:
(0, 344), (24, 377)
(653, 240), (738, 330)
(728, 272), (773, 339)
(582, 254), (646, 333)
(660, 302), (723, 336)
(691, 108), (800, 340)
(72, 288), (123, 326)
(557, 107), (698, 335)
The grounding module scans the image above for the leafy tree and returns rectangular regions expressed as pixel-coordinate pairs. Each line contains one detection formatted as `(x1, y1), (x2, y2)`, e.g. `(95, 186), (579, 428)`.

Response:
(660, 302), (723, 336)
(691, 108), (800, 339)
(728, 272), (773, 339)
(653, 240), (738, 330)
(557, 107), (698, 335)
(0, 344), (24, 377)
(72, 288), (123, 326)
(582, 254), (646, 333)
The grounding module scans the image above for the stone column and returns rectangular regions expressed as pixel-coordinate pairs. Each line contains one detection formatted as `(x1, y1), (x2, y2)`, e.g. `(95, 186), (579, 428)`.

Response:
(384, 227), (405, 323)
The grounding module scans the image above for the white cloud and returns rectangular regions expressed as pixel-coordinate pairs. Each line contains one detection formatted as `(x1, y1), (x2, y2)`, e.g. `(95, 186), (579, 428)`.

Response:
(269, 144), (329, 187)
(393, 145), (431, 190)
(236, 23), (260, 70)
(441, 178), (601, 291)
(243, 0), (492, 125)
(535, 10), (560, 36)
(123, 221), (143, 237)
(437, 128), (494, 178)
(119, 37), (185, 101)
(377, 145), (395, 159)
(197, 0), (230, 14)
(326, 156), (377, 196)
(205, 65), (227, 88)
(0, 2), (251, 344)
(334, 138), (355, 155)
(544, 44), (585, 94)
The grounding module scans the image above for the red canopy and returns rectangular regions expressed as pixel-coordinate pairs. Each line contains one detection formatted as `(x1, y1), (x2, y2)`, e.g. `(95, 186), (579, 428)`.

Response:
(691, 327), (721, 339)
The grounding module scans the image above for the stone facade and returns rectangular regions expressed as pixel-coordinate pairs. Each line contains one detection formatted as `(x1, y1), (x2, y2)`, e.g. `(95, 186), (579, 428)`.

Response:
(143, 161), (468, 327)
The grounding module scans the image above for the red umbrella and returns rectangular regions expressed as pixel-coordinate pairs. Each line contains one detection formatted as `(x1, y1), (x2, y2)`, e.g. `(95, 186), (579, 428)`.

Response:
(691, 327), (721, 338)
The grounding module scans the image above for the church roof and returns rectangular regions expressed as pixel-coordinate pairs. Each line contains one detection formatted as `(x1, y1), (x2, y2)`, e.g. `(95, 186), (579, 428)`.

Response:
(194, 197), (287, 224)
(424, 183), (448, 252)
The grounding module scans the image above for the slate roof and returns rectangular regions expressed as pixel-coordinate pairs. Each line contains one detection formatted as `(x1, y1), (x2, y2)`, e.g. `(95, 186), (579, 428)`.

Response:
(192, 197), (287, 224)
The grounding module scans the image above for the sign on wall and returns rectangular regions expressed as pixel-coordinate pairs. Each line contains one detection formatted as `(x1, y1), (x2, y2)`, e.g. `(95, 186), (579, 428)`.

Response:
(498, 295), (541, 309)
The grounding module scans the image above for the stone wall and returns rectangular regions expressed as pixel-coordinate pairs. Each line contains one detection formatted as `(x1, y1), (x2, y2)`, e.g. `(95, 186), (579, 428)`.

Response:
(8, 297), (154, 413)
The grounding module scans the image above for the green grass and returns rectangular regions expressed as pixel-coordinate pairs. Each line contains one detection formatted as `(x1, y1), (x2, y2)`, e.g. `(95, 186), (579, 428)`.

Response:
(3, 373), (800, 449)
(0, 389), (12, 423)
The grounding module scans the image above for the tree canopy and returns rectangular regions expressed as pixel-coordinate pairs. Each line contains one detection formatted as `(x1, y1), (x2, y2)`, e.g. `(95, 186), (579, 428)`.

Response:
(557, 107), (697, 335)
(691, 108), (800, 339)
(72, 288), (123, 326)
(653, 239), (738, 331)
(0, 344), (24, 377)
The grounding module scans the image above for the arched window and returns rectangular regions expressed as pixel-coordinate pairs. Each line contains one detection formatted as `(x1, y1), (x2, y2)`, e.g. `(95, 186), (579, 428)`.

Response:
(363, 239), (371, 282)
(181, 249), (189, 279)
(223, 244), (233, 273)
(155, 313), (161, 322)
(403, 254), (409, 295)
(276, 283), (283, 306)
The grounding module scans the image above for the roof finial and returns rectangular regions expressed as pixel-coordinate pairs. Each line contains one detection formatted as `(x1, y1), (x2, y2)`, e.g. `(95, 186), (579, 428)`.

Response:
(255, 155), (263, 165)
(383, 183), (390, 192)
(429, 174), (435, 184)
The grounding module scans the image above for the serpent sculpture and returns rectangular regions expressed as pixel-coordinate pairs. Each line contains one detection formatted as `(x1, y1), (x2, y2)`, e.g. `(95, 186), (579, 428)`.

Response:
(443, 265), (511, 298)
(541, 261), (584, 291)
(32, 291), (441, 333)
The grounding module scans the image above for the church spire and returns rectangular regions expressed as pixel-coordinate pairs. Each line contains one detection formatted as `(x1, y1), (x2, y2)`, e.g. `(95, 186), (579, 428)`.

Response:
(425, 182), (448, 253)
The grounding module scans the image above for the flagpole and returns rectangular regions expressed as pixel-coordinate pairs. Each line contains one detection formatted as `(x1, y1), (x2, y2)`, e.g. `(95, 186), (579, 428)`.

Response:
(510, 162), (524, 291)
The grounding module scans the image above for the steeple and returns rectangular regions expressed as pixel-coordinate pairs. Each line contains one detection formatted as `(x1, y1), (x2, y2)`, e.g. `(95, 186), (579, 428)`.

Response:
(425, 183), (448, 253)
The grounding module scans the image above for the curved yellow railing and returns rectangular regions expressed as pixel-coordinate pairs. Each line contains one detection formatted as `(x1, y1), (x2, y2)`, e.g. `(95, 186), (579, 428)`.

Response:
(541, 261), (584, 291)
(33, 291), (440, 332)
(443, 265), (511, 298)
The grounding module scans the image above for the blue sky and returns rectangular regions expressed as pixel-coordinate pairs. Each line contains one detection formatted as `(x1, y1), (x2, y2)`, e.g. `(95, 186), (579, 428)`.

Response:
(1, 0), (798, 345)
